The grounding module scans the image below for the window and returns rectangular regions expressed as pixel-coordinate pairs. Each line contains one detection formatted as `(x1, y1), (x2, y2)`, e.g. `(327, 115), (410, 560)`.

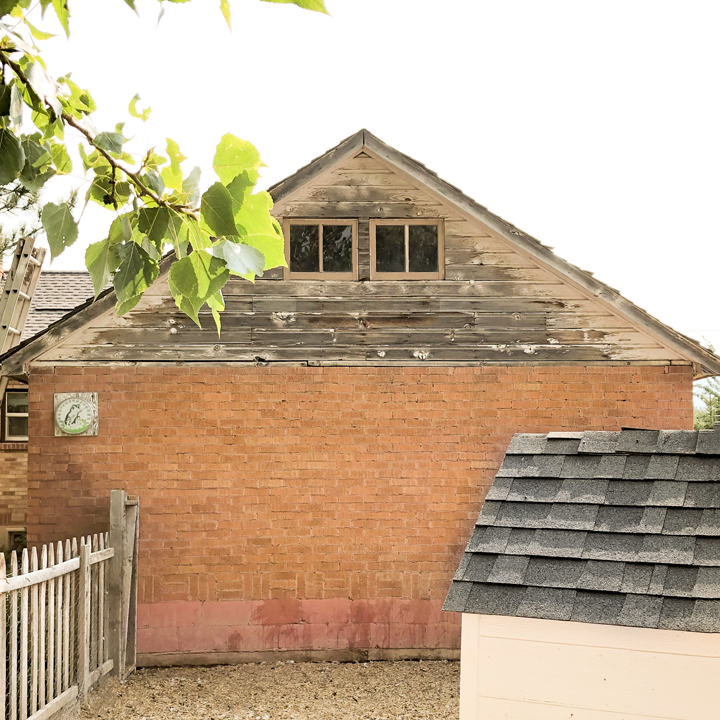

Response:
(370, 220), (444, 279)
(4, 390), (28, 441)
(284, 219), (358, 279)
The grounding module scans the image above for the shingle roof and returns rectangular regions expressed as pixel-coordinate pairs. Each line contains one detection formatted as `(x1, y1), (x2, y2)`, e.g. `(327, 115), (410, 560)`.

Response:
(0, 272), (96, 340)
(444, 426), (720, 632)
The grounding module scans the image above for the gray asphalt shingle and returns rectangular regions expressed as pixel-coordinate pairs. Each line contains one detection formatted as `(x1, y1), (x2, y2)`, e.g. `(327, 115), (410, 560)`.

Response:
(444, 427), (720, 632)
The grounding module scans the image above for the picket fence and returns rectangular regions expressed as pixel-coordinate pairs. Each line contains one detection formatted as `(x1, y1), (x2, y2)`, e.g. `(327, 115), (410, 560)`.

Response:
(0, 491), (139, 720)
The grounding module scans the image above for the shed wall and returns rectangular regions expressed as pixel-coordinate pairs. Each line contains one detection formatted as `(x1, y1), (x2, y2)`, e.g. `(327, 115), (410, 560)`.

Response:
(460, 613), (720, 720)
(27, 364), (692, 661)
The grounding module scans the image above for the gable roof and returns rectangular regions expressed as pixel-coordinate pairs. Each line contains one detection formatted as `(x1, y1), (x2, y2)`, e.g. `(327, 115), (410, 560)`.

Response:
(443, 427), (720, 632)
(1, 130), (719, 378)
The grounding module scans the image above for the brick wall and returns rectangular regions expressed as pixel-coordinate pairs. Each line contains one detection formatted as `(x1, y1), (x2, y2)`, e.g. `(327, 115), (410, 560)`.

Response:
(26, 364), (693, 660)
(0, 444), (27, 531)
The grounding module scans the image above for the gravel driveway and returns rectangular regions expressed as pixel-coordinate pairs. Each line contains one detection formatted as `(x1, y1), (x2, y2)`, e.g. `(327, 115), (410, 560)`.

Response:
(81, 661), (459, 720)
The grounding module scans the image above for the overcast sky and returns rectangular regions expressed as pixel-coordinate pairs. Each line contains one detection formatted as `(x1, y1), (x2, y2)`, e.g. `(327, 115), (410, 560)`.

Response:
(19, 0), (720, 351)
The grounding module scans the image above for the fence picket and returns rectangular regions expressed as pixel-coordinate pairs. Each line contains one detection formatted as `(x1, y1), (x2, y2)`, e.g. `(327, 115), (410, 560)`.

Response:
(98, 535), (105, 665)
(46, 545), (54, 706)
(39, 547), (47, 711)
(0, 554), (6, 720)
(54, 542), (62, 702)
(77, 541), (90, 701)
(70, 539), (77, 686)
(63, 540), (70, 692)
(20, 549), (28, 720)
(30, 548), (38, 717)
(10, 551), (18, 720)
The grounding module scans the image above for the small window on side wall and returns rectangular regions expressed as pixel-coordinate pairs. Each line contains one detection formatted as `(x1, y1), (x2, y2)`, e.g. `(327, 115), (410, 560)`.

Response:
(370, 220), (444, 279)
(284, 219), (358, 279)
(4, 391), (28, 441)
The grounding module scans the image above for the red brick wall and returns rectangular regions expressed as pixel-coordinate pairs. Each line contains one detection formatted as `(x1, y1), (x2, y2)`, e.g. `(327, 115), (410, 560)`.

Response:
(27, 365), (693, 659)
(0, 444), (28, 530)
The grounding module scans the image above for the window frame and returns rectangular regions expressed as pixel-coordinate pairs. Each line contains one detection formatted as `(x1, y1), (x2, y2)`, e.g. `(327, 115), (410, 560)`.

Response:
(4, 389), (28, 442)
(283, 218), (359, 280)
(370, 219), (445, 280)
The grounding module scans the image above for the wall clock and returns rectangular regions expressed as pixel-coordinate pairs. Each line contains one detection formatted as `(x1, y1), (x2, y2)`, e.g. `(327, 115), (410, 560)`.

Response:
(54, 393), (99, 436)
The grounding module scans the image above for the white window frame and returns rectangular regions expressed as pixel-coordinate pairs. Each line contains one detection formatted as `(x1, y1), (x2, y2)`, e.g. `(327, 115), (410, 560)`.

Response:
(370, 219), (444, 280)
(5, 390), (28, 442)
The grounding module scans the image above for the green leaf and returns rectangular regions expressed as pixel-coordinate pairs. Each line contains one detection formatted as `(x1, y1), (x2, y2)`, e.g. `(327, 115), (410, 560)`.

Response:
(160, 138), (185, 192)
(19, 136), (54, 190)
(260, 0), (328, 14)
(201, 182), (238, 237)
(128, 93), (151, 121)
(182, 166), (201, 208)
(0, 83), (11, 117)
(213, 133), (263, 185)
(24, 19), (56, 40)
(85, 239), (119, 297)
(233, 191), (286, 269)
(107, 213), (135, 245)
(42, 201), (78, 259)
(51, 0), (69, 36)
(141, 169), (164, 196)
(168, 251), (229, 327)
(138, 206), (170, 243)
(220, 0), (231, 28)
(207, 290), (225, 335)
(208, 239), (265, 277)
(0, 128), (25, 184)
(226, 168), (259, 206)
(94, 131), (124, 154)
(113, 242), (158, 314)
(49, 142), (72, 173)
(0, 1), (22, 18)
(123, 0), (137, 12)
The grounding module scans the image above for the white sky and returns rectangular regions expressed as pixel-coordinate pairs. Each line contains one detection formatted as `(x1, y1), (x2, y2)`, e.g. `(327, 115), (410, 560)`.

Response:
(13, 0), (720, 352)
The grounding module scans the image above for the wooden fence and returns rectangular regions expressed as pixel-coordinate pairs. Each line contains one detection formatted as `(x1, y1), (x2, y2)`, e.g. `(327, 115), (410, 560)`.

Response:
(0, 491), (138, 720)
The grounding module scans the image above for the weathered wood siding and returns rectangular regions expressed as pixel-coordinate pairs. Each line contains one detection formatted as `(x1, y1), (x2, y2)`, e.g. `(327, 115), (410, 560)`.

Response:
(35, 152), (684, 366)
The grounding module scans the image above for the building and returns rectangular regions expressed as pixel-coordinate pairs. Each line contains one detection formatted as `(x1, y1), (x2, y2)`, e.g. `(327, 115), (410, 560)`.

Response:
(444, 427), (720, 720)
(1, 130), (718, 663)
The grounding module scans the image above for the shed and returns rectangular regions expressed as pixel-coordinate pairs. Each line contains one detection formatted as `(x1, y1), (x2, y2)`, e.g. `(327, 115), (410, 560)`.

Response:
(1, 130), (719, 664)
(444, 426), (720, 720)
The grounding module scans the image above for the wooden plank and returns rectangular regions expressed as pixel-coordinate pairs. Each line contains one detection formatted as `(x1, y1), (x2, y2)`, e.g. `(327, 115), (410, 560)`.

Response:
(54, 543), (61, 703)
(289, 185), (425, 203)
(443, 249), (538, 266)
(87, 660), (113, 690)
(37, 549), (45, 712)
(278, 202), (446, 219)
(89, 547), (114, 565)
(45, 546), (53, 706)
(10, 552), (17, 720)
(122, 504), (138, 679)
(62, 540), (70, 691)
(26, 686), (77, 720)
(20, 550), (28, 720)
(126, 502), (139, 676)
(98, 535), (105, 666)
(443, 266), (555, 282)
(0, 559), (80, 593)
(0, 555), (6, 720)
(77, 541), (90, 700)
(30, 549), (38, 717)
(108, 491), (125, 680)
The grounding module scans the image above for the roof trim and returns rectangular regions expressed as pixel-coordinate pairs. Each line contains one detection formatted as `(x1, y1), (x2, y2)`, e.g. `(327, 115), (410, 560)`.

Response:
(3, 130), (719, 378)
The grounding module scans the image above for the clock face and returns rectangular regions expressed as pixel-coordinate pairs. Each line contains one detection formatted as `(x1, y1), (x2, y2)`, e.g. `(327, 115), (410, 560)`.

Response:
(55, 397), (95, 435)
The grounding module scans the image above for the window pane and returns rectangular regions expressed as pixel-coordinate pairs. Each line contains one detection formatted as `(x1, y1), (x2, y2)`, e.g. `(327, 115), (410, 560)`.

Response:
(7, 416), (28, 438)
(322, 225), (353, 273)
(409, 225), (438, 272)
(6, 393), (28, 414)
(375, 225), (405, 273)
(290, 225), (319, 272)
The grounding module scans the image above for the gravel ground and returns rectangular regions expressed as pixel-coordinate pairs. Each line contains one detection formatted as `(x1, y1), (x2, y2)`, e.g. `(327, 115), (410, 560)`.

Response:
(81, 661), (460, 720)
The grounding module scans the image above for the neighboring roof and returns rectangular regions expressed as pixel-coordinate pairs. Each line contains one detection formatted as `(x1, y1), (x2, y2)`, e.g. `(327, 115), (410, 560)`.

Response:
(16, 272), (96, 340)
(1, 130), (719, 377)
(444, 427), (720, 632)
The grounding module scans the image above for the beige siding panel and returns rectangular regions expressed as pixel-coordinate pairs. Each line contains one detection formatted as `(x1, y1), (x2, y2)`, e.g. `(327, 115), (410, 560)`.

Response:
(461, 613), (720, 720)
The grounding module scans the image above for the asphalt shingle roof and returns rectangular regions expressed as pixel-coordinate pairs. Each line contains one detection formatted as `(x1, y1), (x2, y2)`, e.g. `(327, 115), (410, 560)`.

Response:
(443, 426), (720, 632)
(0, 272), (96, 340)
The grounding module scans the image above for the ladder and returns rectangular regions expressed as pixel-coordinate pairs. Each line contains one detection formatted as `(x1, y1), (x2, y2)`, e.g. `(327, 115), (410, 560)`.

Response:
(0, 237), (46, 400)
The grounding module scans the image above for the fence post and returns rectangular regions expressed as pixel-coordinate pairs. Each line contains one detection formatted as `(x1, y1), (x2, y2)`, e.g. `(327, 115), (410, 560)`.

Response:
(77, 540), (91, 700)
(108, 490), (126, 679)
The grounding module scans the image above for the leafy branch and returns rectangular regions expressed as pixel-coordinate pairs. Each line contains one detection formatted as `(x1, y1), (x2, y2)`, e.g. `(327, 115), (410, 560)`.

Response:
(0, 0), (327, 332)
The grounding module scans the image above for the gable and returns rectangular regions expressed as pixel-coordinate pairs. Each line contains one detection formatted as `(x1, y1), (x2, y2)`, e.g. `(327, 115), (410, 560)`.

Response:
(2, 131), (718, 377)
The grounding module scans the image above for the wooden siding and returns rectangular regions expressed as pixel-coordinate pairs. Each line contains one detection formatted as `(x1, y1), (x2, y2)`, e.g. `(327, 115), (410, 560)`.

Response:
(33, 152), (685, 366)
